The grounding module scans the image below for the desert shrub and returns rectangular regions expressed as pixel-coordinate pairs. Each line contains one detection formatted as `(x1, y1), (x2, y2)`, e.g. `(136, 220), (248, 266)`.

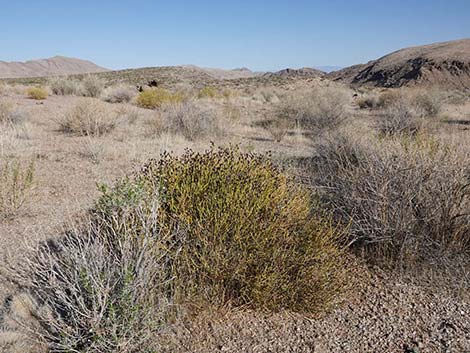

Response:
(308, 134), (470, 266)
(160, 101), (222, 141)
(48, 77), (81, 95)
(376, 100), (422, 136)
(102, 85), (136, 103)
(0, 159), (34, 219)
(356, 94), (379, 109)
(80, 75), (105, 98)
(376, 90), (402, 109)
(97, 147), (348, 312)
(136, 88), (184, 109)
(276, 86), (350, 136)
(26, 87), (48, 100)
(197, 86), (218, 99)
(410, 89), (443, 117)
(0, 99), (15, 124)
(266, 119), (290, 142)
(59, 99), (116, 136)
(116, 105), (141, 125)
(6, 207), (174, 353)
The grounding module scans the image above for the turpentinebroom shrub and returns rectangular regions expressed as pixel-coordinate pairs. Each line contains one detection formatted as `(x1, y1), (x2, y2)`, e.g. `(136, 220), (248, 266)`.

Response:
(97, 147), (348, 312)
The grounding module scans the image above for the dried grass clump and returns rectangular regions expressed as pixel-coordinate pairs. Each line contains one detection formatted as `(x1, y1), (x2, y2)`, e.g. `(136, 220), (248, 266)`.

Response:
(276, 86), (350, 136)
(136, 88), (184, 109)
(0, 99), (15, 124)
(102, 85), (136, 103)
(0, 159), (34, 219)
(197, 86), (218, 99)
(26, 87), (48, 100)
(160, 101), (222, 141)
(308, 133), (470, 266)
(59, 99), (116, 136)
(48, 77), (81, 96)
(0, 99), (26, 125)
(80, 75), (105, 98)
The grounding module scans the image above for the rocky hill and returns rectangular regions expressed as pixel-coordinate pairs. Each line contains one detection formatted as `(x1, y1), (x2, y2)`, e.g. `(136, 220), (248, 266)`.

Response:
(0, 56), (108, 78)
(329, 38), (470, 88)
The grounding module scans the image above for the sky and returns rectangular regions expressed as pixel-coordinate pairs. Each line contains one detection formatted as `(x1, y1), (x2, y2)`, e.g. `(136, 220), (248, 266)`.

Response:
(0, 0), (469, 71)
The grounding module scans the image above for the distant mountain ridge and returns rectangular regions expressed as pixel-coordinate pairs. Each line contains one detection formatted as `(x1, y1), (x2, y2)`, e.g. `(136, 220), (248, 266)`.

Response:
(0, 56), (108, 79)
(263, 67), (325, 78)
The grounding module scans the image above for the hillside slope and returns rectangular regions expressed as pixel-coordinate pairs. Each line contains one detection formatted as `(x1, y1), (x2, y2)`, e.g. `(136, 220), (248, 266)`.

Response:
(329, 38), (470, 88)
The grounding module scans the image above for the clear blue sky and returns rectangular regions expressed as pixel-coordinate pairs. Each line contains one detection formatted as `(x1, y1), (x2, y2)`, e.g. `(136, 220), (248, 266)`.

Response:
(0, 0), (469, 71)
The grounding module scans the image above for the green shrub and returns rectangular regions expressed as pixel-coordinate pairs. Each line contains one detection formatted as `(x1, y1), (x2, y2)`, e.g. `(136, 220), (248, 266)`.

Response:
(136, 88), (184, 109)
(0, 160), (34, 219)
(97, 147), (348, 312)
(26, 87), (48, 100)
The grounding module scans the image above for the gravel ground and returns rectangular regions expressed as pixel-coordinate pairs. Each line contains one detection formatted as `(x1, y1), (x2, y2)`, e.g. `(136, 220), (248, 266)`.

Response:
(166, 268), (470, 353)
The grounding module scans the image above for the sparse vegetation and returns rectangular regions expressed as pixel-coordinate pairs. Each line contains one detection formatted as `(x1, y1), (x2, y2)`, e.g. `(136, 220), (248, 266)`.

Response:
(26, 87), (48, 100)
(136, 88), (184, 109)
(59, 99), (116, 136)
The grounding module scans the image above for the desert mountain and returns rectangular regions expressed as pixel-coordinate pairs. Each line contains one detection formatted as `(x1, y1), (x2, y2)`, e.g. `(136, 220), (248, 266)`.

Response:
(329, 38), (470, 88)
(0, 56), (108, 78)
